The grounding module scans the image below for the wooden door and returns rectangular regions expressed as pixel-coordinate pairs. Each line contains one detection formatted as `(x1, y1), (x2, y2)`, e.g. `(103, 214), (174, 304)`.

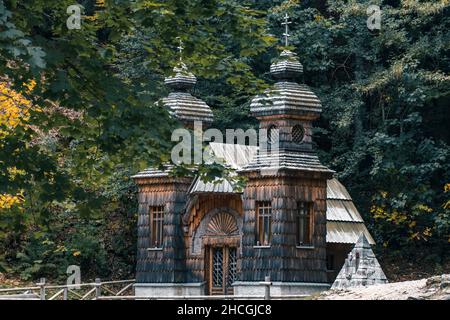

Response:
(207, 246), (237, 295)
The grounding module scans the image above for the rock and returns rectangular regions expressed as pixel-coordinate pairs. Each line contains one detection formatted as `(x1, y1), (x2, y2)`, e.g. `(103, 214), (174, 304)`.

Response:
(407, 296), (425, 300)
(440, 275), (450, 289)
(426, 276), (441, 287)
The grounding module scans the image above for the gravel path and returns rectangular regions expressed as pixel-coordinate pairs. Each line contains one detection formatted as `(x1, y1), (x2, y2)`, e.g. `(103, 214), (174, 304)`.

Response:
(318, 275), (450, 300)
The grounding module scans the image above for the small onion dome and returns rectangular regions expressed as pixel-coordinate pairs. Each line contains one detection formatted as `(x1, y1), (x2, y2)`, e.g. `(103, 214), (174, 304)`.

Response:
(164, 62), (197, 91)
(250, 49), (321, 118)
(269, 50), (303, 80)
(162, 62), (214, 126)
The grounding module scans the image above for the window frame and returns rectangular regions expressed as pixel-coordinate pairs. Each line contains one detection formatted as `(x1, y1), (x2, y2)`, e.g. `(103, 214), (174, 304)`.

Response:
(296, 201), (314, 246)
(255, 201), (272, 246)
(150, 205), (165, 248)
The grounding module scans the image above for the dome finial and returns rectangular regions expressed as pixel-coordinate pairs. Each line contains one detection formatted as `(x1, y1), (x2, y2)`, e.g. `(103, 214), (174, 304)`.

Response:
(281, 13), (291, 47)
(176, 36), (184, 63)
(164, 37), (197, 91)
(268, 13), (303, 80)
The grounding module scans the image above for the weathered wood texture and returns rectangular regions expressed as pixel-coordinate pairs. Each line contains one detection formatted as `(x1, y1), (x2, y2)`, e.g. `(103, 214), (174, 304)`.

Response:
(135, 173), (330, 284)
(183, 194), (243, 284)
(135, 177), (193, 283)
(258, 117), (314, 152)
(240, 172), (329, 283)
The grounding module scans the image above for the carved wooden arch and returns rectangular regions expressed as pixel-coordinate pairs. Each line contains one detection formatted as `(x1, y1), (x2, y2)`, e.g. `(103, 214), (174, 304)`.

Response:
(206, 212), (239, 236)
(191, 207), (243, 256)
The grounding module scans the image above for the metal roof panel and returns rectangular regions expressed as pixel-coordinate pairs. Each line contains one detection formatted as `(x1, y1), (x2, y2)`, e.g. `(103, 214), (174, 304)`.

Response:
(327, 178), (352, 200)
(327, 199), (364, 222)
(326, 221), (375, 245)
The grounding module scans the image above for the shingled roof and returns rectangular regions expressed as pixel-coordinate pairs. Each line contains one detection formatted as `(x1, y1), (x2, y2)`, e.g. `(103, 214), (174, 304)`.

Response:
(162, 62), (214, 126)
(249, 50), (322, 118)
(238, 150), (333, 174)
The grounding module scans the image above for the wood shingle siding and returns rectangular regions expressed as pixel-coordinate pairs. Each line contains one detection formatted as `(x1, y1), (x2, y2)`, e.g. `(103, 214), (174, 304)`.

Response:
(240, 175), (329, 283)
(135, 176), (193, 283)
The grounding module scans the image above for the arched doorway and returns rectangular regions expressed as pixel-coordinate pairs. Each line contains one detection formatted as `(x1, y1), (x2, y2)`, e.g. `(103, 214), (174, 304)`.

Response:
(193, 209), (242, 295)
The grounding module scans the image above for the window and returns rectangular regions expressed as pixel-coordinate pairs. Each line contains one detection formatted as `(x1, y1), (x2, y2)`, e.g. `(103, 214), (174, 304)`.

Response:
(267, 125), (277, 144)
(266, 125), (278, 152)
(296, 202), (313, 246)
(150, 206), (164, 248)
(292, 125), (304, 144)
(256, 202), (272, 246)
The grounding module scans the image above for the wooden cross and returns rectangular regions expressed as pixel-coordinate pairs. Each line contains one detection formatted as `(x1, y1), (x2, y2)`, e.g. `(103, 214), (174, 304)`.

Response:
(281, 13), (291, 46)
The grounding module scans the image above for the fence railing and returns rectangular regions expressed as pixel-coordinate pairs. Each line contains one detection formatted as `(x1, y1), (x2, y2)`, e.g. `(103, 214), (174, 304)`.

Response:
(0, 276), (308, 300)
(0, 278), (135, 300)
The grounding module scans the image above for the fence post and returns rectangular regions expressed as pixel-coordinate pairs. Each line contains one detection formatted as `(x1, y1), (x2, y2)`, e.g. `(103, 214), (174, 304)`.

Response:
(95, 278), (101, 299)
(264, 276), (271, 300)
(63, 287), (68, 300)
(38, 278), (46, 300)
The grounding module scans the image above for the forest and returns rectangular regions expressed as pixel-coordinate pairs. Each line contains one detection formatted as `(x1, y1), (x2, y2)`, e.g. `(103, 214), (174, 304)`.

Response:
(0, 0), (449, 284)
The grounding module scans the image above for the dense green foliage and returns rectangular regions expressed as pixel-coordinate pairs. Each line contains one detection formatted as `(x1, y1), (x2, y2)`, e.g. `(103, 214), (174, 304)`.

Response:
(0, 0), (448, 281)
(295, 0), (450, 260)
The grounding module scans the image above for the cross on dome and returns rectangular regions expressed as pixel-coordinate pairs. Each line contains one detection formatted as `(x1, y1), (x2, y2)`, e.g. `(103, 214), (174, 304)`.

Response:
(176, 37), (184, 63)
(281, 13), (291, 46)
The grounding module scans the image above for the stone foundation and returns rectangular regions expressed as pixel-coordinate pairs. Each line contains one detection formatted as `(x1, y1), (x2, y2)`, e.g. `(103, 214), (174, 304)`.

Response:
(134, 281), (329, 298)
(233, 281), (330, 297)
(134, 283), (205, 297)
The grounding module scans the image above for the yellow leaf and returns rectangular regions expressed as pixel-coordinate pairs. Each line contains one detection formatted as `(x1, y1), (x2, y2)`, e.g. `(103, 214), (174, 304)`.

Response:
(73, 251), (81, 257)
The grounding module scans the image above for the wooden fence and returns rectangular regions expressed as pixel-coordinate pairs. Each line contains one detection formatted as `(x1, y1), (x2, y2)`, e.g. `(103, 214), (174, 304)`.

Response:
(0, 278), (135, 300)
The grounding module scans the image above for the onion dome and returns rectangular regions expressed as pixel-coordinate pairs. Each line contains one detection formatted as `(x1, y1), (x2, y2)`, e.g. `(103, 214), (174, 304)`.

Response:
(250, 50), (322, 119)
(164, 62), (197, 90)
(269, 49), (303, 79)
(162, 62), (214, 127)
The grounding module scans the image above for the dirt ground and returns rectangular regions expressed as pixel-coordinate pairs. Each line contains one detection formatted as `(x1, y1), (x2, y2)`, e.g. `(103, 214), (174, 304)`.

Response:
(317, 274), (450, 300)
